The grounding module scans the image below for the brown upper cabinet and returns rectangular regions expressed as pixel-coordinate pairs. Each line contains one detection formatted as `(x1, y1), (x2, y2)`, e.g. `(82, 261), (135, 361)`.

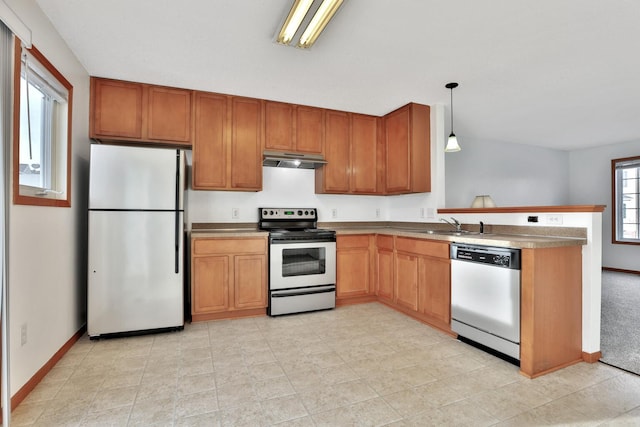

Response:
(384, 103), (430, 194)
(316, 112), (381, 194)
(90, 77), (192, 145)
(264, 101), (324, 154)
(192, 93), (263, 191)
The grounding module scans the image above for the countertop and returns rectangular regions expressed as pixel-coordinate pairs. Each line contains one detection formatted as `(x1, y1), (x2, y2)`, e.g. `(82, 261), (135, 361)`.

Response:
(189, 224), (586, 249)
(333, 227), (586, 249)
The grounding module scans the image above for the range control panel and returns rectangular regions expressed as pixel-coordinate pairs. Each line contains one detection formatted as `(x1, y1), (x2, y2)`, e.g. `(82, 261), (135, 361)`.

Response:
(259, 208), (317, 220)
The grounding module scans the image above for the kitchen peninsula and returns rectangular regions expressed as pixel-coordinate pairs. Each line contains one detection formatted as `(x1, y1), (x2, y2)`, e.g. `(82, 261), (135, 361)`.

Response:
(190, 218), (588, 379)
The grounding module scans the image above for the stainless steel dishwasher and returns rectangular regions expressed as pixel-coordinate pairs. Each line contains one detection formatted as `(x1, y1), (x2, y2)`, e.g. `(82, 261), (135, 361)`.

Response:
(450, 244), (521, 360)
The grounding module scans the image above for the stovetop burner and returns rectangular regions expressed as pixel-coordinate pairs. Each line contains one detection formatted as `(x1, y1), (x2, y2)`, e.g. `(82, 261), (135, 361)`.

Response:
(258, 208), (335, 242)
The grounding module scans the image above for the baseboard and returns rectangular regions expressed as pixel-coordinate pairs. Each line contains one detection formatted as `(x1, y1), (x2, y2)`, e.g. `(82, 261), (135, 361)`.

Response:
(582, 351), (602, 363)
(602, 267), (640, 275)
(1, 324), (86, 420)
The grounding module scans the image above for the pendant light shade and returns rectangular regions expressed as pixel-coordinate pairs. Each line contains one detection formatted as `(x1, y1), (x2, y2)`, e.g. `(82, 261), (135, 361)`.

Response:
(445, 82), (461, 152)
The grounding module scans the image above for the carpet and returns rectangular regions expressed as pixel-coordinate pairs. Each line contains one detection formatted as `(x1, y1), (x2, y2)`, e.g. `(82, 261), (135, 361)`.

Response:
(600, 270), (640, 375)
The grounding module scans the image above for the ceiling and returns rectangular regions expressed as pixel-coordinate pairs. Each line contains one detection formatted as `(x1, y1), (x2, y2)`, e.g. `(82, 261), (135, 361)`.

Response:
(35, 0), (640, 151)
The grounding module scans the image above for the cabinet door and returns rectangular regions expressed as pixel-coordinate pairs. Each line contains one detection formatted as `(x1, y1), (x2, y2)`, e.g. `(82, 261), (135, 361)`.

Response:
(91, 78), (143, 139)
(418, 257), (451, 325)
(376, 248), (394, 301)
(351, 114), (378, 194)
(384, 105), (411, 193)
(395, 252), (418, 311)
(192, 255), (229, 313)
(295, 106), (324, 154)
(193, 92), (228, 189)
(147, 86), (192, 143)
(230, 97), (263, 190)
(234, 254), (267, 309)
(320, 110), (350, 192)
(265, 101), (294, 151)
(337, 245), (371, 298)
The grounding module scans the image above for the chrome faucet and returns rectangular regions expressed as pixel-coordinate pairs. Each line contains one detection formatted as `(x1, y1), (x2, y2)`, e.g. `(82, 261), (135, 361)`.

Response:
(440, 217), (461, 232)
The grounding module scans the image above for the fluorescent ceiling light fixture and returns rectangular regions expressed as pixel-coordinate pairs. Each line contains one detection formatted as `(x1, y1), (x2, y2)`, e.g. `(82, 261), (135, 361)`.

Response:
(276, 0), (344, 49)
(277, 0), (314, 45)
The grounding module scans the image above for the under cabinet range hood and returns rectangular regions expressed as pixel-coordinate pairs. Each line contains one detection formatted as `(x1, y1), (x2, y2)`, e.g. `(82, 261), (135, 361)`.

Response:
(263, 150), (327, 169)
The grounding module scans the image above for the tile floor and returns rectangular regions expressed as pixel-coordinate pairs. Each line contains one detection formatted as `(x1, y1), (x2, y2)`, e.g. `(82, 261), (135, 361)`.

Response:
(8, 302), (640, 426)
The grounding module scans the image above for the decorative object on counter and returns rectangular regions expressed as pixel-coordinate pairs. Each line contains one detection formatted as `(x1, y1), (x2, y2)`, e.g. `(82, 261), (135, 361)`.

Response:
(471, 195), (496, 208)
(276, 0), (344, 49)
(444, 82), (461, 152)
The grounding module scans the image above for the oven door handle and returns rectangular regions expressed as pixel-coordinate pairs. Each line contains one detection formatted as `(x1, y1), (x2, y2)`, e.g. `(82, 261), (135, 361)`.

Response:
(271, 287), (335, 298)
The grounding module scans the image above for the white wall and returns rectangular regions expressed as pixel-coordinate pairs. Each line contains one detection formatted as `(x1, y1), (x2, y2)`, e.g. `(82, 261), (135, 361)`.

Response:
(445, 139), (570, 208)
(569, 139), (640, 271)
(6, 0), (90, 395)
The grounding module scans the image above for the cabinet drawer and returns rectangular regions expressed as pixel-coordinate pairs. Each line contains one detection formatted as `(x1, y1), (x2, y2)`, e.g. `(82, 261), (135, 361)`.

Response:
(193, 238), (266, 255)
(376, 235), (394, 251)
(337, 235), (371, 249)
(395, 237), (449, 259)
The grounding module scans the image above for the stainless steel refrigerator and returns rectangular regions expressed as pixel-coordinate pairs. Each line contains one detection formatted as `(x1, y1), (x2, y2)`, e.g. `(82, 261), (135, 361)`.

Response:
(88, 144), (185, 338)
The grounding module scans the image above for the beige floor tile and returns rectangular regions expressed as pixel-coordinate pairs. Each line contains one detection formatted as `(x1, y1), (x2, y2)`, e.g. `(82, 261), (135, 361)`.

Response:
(175, 389), (218, 418)
(175, 411), (221, 427)
(348, 396), (403, 426)
(247, 361), (286, 381)
(79, 405), (132, 426)
(128, 396), (176, 426)
(21, 378), (66, 404)
(298, 385), (346, 414)
(333, 378), (378, 405)
(413, 398), (499, 427)
(177, 372), (216, 396)
(318, 363), (360, 385)
(312, 406), (357, 426)
(217, 402), (264, 427)
(7, 400), (49, 426)
(216, 379), (259, 409)
(272, 415), (316, 426)
(89, 385), (138, 413)
(252, 375), (296, 401)
(10, 303), (640, 427)
(382, 388), (434, 418)
(260, 394), (309, 425)
(496, 399), (601, 427)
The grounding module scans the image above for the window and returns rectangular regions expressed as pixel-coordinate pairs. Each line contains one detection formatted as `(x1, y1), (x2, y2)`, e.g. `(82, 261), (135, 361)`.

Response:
(612, 156), (640, 244)
(13, 39), (72, 207)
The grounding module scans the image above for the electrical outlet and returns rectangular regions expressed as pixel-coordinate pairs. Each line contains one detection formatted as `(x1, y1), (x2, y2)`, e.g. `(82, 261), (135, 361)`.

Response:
(375, 208), (380, 219)
(21, 323), (27, 346)
(332, 208), (338, 219)
(420, 208), (425, 219)
(426, 208), (436, 220)
(232, 208), (240, 219)
(547, 214), (563, 225)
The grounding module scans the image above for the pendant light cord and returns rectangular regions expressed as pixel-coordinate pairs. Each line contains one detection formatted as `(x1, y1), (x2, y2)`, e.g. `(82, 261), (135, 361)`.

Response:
(450, 87), (454, 133)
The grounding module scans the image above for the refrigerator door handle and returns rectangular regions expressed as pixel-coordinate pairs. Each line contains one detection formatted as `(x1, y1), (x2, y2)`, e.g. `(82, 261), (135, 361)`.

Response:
(174, 150), (180, 274)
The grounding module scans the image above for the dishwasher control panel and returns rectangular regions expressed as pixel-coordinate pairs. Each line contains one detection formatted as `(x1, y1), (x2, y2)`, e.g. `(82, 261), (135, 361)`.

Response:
(451, 244), (520, 269)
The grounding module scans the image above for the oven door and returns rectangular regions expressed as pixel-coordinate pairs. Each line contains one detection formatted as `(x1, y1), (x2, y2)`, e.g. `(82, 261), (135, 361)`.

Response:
(270, 241), (336, 290)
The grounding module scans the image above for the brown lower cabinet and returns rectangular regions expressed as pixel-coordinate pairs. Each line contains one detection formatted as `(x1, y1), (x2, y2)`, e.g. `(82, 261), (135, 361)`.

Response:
(191, 236), (267, 321)
(336, 235), (377, 305)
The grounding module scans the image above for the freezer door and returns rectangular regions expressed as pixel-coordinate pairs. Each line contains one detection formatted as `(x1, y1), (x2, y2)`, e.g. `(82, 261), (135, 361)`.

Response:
(89, 144), (184, 210)
(88, 211), (184, 337)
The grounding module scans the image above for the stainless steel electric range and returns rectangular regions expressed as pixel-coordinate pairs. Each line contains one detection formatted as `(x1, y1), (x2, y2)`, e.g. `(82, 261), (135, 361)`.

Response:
(258, 208), (336, 316)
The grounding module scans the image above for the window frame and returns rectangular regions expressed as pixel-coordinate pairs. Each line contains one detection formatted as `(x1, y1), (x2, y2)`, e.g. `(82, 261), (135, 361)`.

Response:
(611, 155), (640, 245)
(12, 38), (73, 207)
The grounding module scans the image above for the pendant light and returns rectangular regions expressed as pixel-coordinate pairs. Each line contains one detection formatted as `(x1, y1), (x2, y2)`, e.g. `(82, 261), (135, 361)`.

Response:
(445, 82), (461, 152)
